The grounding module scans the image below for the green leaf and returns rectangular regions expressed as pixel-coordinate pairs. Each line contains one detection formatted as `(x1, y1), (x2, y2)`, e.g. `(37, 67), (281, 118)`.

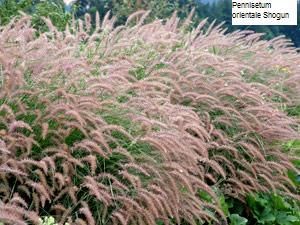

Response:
(276, 212), (299, 225)
(272, 194), (290, 210)
(156, 220), (164, 225)
(257, 208), (276, 223)
(286, 215), (299, 222)
(229, 214), (248, 225)
(219, 195), (229, 216)
(288, 170), (300, 187)
(198, 190), (213, 203)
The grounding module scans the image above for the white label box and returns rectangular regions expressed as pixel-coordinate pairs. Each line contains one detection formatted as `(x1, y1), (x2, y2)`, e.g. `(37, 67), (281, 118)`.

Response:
(232, 0), (298, 25)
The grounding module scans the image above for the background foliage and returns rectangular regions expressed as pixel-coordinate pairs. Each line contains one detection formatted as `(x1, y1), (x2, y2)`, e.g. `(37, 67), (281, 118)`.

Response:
(75, 0), (300, 47)
(1, 0), (299, 46)
(0, 0), (70, 31)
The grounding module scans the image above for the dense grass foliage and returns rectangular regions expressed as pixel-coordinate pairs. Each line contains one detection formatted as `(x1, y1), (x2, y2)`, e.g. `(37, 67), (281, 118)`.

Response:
(0, 11), (299, 225)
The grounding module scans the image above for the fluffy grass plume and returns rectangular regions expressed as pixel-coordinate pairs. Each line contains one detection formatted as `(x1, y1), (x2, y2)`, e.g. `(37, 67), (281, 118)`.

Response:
(0, 11), (299, 225)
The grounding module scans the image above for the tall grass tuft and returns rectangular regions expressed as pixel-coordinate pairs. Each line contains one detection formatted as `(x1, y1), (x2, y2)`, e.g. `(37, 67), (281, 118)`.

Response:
(0, 10), (299, 225)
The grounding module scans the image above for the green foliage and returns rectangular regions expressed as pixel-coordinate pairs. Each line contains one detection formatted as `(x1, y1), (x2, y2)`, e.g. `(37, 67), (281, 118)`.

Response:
(209, 192), (300, 225)
(0, 0), (70, 31)
(0, 0), (32, 24)
(219, 194), (230, 217)
(229, 214), (248, 225)
(283, 139), (300, 157)
(39, 216), (69, 225)
(246, 193), (300, 225)
(76, 0), (197, 25)
(39, 216), (57, 225)
(130, 66), (147, 80)
(198, 190), (213, 203)
(282, 140), (300, 187)
(286, 105), (300, 117)
(2, 0), (299, 46)
(74, 0), (300, 47)
(31, 1), (71, 32)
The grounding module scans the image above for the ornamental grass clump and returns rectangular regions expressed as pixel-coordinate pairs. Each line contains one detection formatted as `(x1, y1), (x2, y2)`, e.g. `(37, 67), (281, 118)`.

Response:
(0, 10), (299, 225)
